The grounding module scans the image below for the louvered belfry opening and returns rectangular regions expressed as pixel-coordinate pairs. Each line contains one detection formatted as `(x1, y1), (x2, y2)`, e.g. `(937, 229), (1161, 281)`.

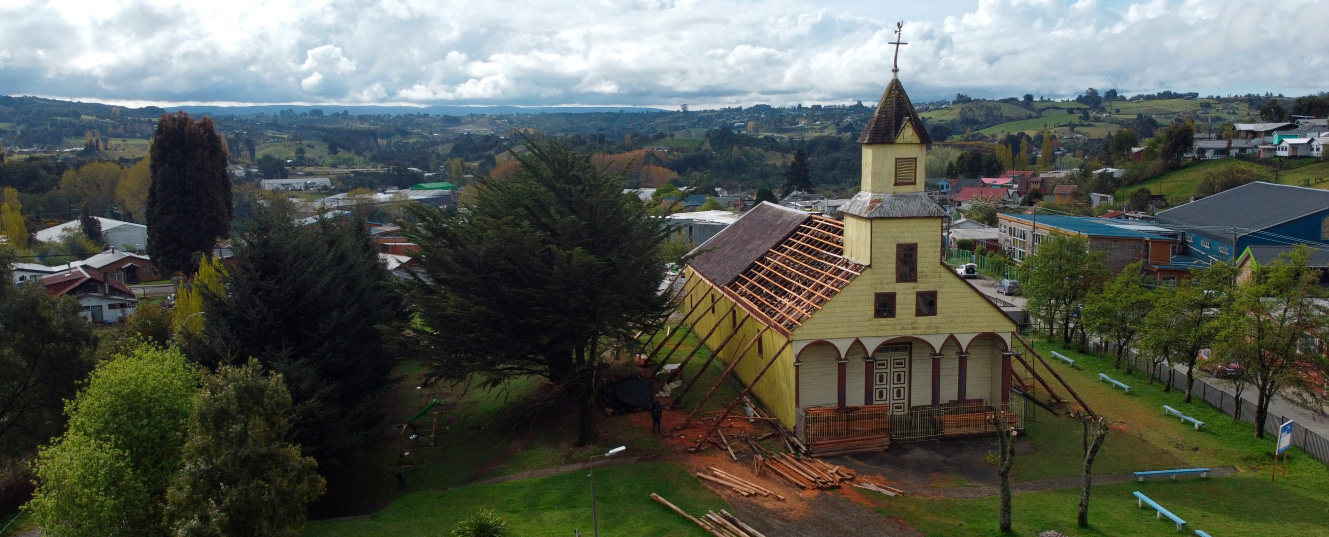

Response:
(724, 215), (865, 332)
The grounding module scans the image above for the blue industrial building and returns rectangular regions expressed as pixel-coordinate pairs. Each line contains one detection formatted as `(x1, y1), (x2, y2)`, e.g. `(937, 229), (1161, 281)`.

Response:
(1155, 182), (1329, 264)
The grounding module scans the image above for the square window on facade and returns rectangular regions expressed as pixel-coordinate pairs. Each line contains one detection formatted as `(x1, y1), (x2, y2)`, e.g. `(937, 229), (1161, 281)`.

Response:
(894, 157), (917, 186)
(896, 243), (918, 283)
(874, 292), (896, 318)
(916, 291), (938, 316)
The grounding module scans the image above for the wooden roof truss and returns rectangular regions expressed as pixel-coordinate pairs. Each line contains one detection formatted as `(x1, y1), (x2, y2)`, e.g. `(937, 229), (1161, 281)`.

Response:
(724, 216), (865, 332)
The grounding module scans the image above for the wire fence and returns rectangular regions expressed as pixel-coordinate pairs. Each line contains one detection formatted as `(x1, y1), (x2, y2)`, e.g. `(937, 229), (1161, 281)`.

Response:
(1088, 340), (1329, 465)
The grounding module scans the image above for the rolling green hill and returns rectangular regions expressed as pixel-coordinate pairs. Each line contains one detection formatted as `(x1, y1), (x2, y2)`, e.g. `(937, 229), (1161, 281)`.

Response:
(1114, 159), (1329, 204)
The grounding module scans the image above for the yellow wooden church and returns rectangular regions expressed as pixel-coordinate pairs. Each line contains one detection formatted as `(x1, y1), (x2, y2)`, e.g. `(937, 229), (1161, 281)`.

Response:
(675, 74), (1019, 454)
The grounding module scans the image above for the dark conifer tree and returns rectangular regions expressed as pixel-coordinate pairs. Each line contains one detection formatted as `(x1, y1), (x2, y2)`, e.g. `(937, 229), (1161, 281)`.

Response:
(195, 201), (398, 468)
(146, 112), (232, 276)
(782, 146), (812, 195)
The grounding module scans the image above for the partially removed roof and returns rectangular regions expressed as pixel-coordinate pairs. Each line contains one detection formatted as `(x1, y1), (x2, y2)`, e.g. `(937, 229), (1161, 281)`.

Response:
(687, 202), (809, 287)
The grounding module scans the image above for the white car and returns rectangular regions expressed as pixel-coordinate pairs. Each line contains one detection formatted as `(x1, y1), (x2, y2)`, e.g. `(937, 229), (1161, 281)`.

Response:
(956, 263), (978, 279)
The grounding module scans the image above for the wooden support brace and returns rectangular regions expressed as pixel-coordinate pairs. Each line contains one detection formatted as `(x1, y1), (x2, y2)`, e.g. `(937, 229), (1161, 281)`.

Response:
(644, 279), (707, 362)
(691, 339), (793, 451)
(1014, 333), (1098, 419)
(659, 302), (739, 379)
(1008, 351), (1065, 406)
(669, 317), (752, 408)
(674, 326), (768, 424)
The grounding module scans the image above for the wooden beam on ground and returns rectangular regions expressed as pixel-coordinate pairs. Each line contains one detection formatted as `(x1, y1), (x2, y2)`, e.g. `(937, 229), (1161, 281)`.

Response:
(674, 327), (768, 425)
(1014, 333), (1097, 419)
(691, 339), (792, 451)
(668, 317), (751, 393)
(658, 301), (740, 379)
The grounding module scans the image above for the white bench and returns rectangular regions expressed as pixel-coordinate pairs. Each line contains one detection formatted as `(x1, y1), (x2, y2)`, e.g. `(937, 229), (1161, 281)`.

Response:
(1134, 468), (1211, 482)
(1051, 351), (1075, 366)
(1099, 373), (1131, 393)
(1163, 405), (1205, 430)
(1134, 491), (1187, 531)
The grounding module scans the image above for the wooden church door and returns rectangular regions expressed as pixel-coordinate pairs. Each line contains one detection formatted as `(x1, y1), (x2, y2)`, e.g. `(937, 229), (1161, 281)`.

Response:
(872, 344), (910, 413)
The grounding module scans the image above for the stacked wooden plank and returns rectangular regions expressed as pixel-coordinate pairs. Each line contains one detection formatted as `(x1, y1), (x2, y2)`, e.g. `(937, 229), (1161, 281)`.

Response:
(807, 434), (890, 457)
(761, 453), (855, 490)
(940, 410), (1019, 438)
(694, 467), (786, 501)
(651, 493), (769, 537)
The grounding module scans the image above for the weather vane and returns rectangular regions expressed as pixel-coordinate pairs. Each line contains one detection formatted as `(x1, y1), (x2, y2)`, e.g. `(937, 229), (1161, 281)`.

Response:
(890, 21), (907, 77)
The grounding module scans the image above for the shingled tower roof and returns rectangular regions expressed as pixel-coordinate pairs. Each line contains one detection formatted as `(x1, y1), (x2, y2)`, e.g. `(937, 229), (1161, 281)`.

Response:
(856, 78), (931, 145)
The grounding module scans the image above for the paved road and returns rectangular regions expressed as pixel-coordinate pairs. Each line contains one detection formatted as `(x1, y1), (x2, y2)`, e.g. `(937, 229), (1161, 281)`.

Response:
(1169, 361), (1329, 437)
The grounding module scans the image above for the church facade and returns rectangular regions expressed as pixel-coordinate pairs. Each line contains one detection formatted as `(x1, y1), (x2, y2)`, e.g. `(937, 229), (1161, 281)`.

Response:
(678, 75), (1019, 454)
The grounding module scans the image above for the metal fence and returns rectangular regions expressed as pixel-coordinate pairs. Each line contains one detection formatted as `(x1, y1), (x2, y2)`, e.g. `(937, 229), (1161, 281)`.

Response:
(1087, 340), (1329, 465)
(945, 248), (1019, 281)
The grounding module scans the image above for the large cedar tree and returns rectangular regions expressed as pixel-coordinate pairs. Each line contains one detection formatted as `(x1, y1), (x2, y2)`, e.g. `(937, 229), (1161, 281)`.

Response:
(147, 112), (232, 276)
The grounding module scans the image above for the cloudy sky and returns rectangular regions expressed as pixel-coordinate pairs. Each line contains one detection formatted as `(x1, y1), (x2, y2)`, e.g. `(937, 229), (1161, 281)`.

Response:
(0, 0), (1326, 109)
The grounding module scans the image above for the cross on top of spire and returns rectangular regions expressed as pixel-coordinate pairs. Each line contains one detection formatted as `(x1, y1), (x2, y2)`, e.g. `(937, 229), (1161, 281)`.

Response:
(890, 21), (907, 78)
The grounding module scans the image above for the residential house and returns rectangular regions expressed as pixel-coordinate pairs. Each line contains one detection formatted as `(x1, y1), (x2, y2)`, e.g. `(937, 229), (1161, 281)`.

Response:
(1089, 193), (1115, 208)
(1276, 137), (1316, 158)
(41, 266), (138, 323)
(952, 187), (1003, 209)
(71, 249), (160, 284)
(996, 214), (1189, 280)
(1156, 182), (1329, 264)
(1051, 184), (1078, 203)
(947, 218), (1001, 252)
(11, 262), (62, 283)
(675, 75), (1018, 454)
(1234, 122), (1297, 142)
(1313, 136), (1327, 159)
(1099, 210), (1126, 219)
(379, 253), (419, 280)
(33, 217), (148, 252)
(1193, 139), (1260, 159)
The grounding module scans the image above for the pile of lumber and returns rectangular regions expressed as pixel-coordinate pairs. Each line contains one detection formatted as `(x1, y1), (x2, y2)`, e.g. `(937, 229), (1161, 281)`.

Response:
(694, 467), (785, 500)
(807, 434), (890, 457)
(760, 453), (855, 490)
(652, 493), (769, 537)
(745, 398), (808, 454)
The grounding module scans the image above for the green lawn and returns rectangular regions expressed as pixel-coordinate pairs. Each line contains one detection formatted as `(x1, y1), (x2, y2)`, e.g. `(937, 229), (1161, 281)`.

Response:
(921, 101), (1037, 123)
(303, 463), (725, 537)
(1276, 161), (1329, 189)
(873, 339), (1329, 536)
(978, 111), (1083, 137)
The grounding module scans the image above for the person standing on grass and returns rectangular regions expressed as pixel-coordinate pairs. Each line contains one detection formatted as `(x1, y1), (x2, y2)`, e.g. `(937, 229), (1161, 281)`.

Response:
(651, 401), (663, 434)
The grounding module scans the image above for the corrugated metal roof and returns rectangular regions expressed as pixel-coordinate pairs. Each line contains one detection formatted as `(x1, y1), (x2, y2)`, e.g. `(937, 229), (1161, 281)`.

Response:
(840, 191), (948, 218)
(1003, 214), (1176, 240)
(1156, 182), (1329, 242)
(857, 78), (931, 145)
(687, 202), (809, 287)
(1238, 245), (1329, 267)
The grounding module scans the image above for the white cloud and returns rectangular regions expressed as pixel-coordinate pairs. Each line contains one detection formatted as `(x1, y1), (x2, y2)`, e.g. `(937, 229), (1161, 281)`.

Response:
(0, 0), (1326, 107)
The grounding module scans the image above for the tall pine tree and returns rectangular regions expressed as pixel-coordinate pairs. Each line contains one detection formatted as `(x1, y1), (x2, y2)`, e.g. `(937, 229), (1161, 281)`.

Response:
(147, 112), (232, 276)
(782, 146), (812, 195)
(195, 201), (398, 468)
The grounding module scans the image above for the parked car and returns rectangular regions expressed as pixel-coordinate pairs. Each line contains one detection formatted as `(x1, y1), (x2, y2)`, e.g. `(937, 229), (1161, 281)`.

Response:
(996, 279), (1021, 295)
(956, 263), (978, 279)
(1198, 349), (1243, 379)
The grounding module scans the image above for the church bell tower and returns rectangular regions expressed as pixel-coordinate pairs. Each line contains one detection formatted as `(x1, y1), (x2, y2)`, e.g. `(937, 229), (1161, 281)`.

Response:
(840, 23), (947, 266)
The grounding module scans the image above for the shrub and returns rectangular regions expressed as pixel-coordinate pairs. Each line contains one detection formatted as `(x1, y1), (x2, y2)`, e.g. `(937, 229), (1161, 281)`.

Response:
(450, 509), (511, 537)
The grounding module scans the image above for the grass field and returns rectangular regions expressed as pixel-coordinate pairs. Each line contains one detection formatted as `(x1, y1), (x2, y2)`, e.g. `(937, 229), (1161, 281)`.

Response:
(303, 463), (724, 537)
(873, 339), (1329, 536)
(1112, 159), (1270, 202)
(921, 101), (1037, 123)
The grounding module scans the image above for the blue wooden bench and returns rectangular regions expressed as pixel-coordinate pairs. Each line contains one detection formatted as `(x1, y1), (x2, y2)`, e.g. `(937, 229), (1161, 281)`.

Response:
(1051, 351), (1075, 366)
(1195, 530), (1213, 537)
(1134, 468), (1211, 482)
(1134, 491), (1187, 531)
(1099, 373), (1131, 393)
(1163, 405), (1205, 430)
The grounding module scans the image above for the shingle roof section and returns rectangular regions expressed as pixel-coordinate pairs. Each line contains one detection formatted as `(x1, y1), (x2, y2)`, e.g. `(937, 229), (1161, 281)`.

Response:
(687, 202), (810, 287)
(857, 78), (931, 145)
(1156, 182), (1329, 242)
(840, 191), (948, 218)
